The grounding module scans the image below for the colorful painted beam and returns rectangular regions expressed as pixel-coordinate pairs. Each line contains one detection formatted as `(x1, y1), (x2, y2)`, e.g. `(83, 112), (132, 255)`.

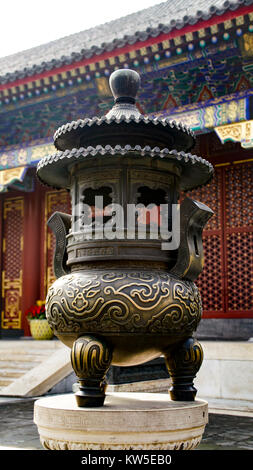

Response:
(0, 141), (54, 171)
(152, 93), (251, 132)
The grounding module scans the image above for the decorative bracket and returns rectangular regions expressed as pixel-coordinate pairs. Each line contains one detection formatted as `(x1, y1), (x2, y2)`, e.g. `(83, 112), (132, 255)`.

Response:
(47, 211), (71, 278)
(215, 120), (253, 149)
(171, 197), (213, 281)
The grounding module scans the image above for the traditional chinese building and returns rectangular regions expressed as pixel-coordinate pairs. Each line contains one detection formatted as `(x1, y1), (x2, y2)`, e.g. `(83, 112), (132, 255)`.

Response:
(0, 0), (252, 339)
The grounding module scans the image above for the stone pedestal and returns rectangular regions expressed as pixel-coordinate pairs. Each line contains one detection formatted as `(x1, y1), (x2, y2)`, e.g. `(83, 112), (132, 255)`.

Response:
(34, 392), (208, 450)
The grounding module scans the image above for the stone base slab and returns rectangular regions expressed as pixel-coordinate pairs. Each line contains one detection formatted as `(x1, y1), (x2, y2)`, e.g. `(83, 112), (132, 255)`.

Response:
(34, 392), (208, 450)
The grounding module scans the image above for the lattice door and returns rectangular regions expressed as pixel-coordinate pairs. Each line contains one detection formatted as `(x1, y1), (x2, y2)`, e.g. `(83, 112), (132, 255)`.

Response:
(224, 163), (253, 316)
(187, 161), (253, 318)
(1, 197), (24, 329)
(44, 190), (71, 294)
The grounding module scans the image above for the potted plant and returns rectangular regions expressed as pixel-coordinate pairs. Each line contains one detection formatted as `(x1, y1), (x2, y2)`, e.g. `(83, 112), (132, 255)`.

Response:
(25, 301), (54, 340)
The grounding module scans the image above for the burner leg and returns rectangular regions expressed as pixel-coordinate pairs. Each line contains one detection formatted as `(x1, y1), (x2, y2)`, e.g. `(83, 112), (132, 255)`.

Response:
(164, 337), (203, 401)
(71, 335), (113, 407)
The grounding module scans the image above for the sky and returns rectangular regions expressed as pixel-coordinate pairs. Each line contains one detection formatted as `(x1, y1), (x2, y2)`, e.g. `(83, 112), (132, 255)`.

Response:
(0, 0), (163, 58)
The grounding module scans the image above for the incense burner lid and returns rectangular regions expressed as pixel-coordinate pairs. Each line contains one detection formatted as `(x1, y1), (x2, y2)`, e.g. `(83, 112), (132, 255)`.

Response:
(37, 145), (213, 191)
(53, 114), (195, 152)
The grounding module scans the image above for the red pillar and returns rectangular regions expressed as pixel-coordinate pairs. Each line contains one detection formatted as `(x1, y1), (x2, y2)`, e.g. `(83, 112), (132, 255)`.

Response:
(21, 178), (44, 336)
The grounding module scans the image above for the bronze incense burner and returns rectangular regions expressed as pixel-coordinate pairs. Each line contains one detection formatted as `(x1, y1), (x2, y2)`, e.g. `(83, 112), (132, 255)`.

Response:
(37, 69), (214, 407)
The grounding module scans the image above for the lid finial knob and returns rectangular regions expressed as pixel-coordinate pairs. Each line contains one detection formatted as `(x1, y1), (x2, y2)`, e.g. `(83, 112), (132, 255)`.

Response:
(109, 68), (140, 103)
(106, 69), (141, 119)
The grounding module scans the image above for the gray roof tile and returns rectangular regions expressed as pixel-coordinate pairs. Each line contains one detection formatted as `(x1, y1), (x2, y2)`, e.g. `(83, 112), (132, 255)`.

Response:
(0, 0), (252, 83)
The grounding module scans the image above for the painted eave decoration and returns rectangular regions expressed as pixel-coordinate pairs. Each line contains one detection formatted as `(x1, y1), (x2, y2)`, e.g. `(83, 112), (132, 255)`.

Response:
(0, 0), (253, 177)
(0, 0), (253, 85)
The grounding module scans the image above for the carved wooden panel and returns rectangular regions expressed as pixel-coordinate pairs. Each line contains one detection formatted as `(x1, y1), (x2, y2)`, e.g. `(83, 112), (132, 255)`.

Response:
(44, 190), (71, 293)
(1, 197), (24, 329)
(225, 163), (253, 228)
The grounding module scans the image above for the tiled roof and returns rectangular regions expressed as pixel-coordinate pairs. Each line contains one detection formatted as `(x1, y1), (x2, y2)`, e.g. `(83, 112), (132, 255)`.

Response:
(0, 0), (252, 83)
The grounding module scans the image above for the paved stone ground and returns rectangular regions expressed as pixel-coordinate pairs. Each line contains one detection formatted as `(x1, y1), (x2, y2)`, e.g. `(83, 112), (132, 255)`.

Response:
(0, 399), (41, 450)
(198, 414), (253, 450)
(0, 398), (252, 451)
